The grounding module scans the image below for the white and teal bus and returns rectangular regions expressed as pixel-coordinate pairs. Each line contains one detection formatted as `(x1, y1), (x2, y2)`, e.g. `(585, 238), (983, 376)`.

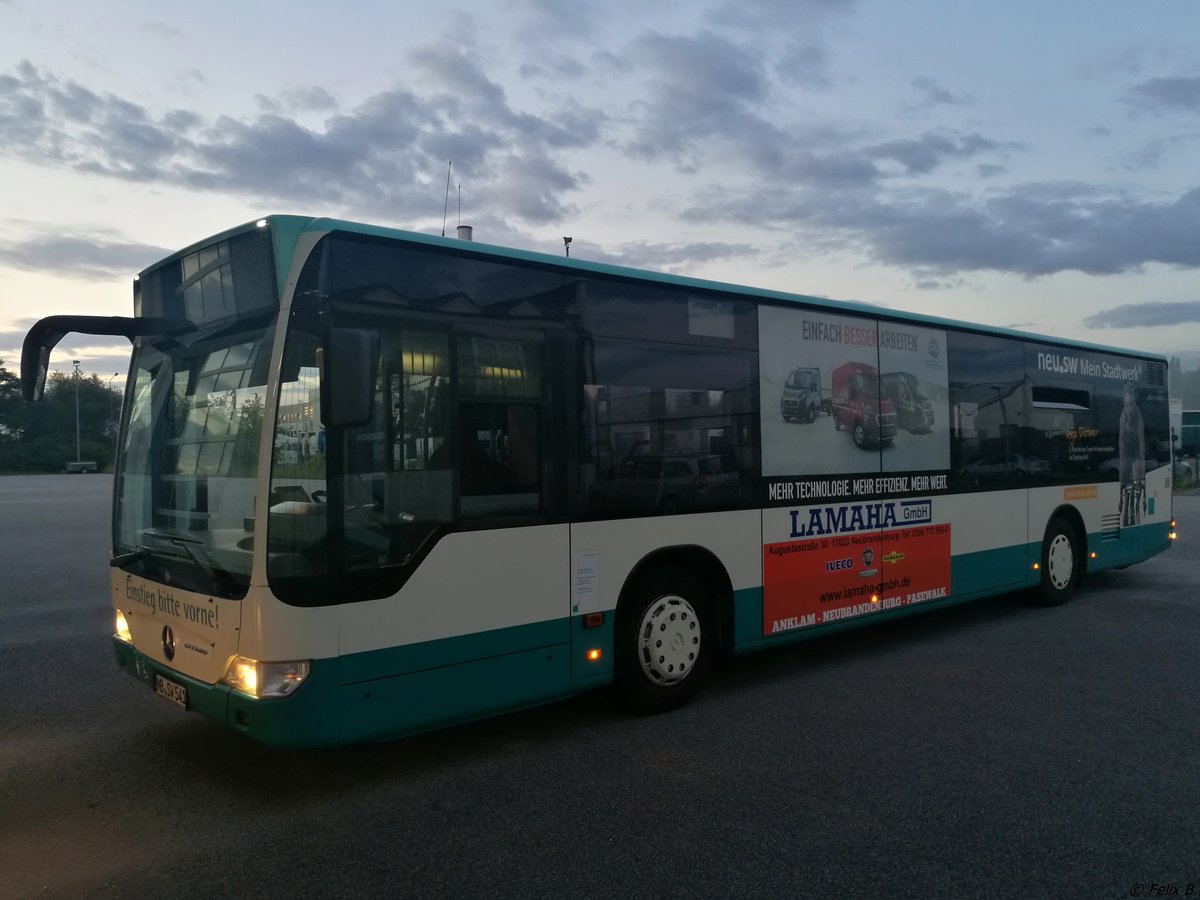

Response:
(21, 216), (1177, 747)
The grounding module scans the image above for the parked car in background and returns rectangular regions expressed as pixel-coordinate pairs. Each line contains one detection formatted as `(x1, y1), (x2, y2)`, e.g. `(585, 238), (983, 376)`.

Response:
(589, 453), (744, 515)
(1095, 455), (1189, 481)
(960, 452), (1050, 482)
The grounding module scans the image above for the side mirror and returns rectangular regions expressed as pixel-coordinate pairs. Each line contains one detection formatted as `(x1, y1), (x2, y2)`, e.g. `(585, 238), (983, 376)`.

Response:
(321, 328), (379, 428)
(26, 344), (52, 402)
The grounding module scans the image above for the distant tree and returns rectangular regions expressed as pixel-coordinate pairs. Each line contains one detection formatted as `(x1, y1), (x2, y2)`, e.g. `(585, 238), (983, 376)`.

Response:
(0, 361), (28, 469)
(229, 394), (265, 476)
(0, 363), (123, 472)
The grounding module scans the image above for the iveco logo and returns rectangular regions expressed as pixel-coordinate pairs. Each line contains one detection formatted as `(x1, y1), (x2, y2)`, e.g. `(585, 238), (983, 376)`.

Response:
(162, 625), (176, 661)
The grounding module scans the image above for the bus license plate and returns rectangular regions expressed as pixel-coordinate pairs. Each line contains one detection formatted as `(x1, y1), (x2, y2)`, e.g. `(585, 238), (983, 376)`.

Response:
(154, 674), (188, 710)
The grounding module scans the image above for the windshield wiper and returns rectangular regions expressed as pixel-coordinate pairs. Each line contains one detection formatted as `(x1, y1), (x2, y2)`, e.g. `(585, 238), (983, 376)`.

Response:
(111, 547), (153, 568)
(136, 529), (240, 595)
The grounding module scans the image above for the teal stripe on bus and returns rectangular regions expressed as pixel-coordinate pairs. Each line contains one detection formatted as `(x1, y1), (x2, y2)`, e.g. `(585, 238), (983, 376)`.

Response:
(114, 520), (1169, 748)
(336, 618), (568, 685)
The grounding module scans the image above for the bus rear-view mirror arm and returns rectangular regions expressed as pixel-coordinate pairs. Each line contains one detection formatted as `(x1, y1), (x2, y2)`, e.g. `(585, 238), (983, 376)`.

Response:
(21, 314), (194, 401)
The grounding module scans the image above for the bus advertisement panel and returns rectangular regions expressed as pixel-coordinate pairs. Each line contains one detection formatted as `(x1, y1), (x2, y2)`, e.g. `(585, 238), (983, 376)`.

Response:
(758, 305), (954, 636)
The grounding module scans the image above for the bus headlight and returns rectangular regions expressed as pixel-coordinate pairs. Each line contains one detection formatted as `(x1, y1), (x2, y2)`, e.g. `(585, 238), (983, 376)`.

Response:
(222, 656), (311, 698)
(115, 610), (132, 642)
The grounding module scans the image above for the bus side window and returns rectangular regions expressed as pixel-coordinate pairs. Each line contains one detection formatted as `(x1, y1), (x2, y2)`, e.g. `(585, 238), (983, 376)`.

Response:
(456, 333), (544, 519)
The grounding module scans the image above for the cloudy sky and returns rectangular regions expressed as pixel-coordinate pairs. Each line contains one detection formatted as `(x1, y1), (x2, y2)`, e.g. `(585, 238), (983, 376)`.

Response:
(2, 0), (1199, 384)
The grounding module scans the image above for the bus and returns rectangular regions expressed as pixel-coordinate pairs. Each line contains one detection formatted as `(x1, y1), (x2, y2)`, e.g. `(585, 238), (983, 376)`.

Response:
(20, 215), (1177, 747)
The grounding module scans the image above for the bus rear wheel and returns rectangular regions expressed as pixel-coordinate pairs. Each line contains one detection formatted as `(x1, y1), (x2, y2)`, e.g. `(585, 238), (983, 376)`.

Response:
(616, 567), (712, 714)
(1035, 517), (1081, 606)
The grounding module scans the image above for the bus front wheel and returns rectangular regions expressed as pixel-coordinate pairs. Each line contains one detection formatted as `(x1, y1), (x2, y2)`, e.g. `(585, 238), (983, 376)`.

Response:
(616, 567), (712, 714)
(1036, 517), (1081, 606)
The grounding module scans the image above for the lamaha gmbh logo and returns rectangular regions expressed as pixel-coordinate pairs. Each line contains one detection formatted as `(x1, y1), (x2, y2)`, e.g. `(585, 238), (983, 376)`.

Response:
(788, 498), (933, 538)
(162, 625), (176, 661)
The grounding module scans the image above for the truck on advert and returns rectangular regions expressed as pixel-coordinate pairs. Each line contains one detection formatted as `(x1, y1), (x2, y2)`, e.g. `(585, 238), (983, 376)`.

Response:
(779, 366), (830, 423)
(880, 371), (935, 433)
(831, 362), (897, 448)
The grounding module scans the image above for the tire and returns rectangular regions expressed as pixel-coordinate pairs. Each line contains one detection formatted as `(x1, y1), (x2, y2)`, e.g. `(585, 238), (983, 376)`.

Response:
(1035, 518), (1081, 606)
(615, 567), (713, 714)
(804, 404), (815, 424)
(853, 422), (866, 448)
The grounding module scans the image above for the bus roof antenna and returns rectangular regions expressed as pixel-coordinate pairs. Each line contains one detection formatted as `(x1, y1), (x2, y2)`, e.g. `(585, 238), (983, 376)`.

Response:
(441, 161), (452, 237)
(564, 236), (572, 257)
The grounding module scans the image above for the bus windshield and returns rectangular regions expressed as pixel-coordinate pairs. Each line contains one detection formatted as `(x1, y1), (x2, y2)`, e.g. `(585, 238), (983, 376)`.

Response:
(114, 318), (276, 598)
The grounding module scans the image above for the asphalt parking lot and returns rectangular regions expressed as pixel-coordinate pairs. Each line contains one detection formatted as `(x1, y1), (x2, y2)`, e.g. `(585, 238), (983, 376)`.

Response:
(1, 475), (1197, 899)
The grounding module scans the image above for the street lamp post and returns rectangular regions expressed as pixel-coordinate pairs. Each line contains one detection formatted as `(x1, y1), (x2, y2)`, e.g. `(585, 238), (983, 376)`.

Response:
(73, 360), (81, 464)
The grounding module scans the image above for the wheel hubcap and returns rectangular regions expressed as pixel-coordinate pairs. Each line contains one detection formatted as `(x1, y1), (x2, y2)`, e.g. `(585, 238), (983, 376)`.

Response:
(637, 595), (701, 686)
(1047, 533), (1074, 589)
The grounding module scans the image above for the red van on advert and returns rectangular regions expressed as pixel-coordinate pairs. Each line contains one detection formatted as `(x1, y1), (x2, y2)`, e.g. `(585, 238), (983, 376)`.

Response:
(831, 362), (897, 449)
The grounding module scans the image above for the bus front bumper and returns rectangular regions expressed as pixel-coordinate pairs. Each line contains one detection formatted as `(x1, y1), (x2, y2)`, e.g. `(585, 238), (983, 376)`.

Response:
(112, 638), (341, 747)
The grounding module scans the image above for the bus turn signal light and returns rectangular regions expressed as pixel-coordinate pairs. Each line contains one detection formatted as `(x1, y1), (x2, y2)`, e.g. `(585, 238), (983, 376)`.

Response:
(586, 649), (602, 662)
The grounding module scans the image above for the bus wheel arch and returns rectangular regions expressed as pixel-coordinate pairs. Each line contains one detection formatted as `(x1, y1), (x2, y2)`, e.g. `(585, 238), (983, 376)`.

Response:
(1034, 506), (1086, 606)
(614, 546), (732, 713)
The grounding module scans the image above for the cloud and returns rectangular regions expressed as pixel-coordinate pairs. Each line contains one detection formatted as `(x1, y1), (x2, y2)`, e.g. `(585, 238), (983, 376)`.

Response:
(0, 318), (134, 372)
(706, 0), (855, 30)
(707, 0), (856, 89)
(510, 0), (601, 42)
(141, 21), (181, 39)
(0, 227), (171, 280)
(868, 132), (1007, 176)
(0, 58), (604, 226)
(274, 86), (339, 113)
(599, 240), (758, 273)
(909, 77), (972, 109)
(617, 26), (1009, 185)
(1128, 76), (1200, 114)
(685, 181), (1200, 279)
(1084, 300), (1200, 329)
(775, 43), (833, 89)
(625, 29), (774, 164)
(518, 57), (586, 80)
(1120, 132), (1200, 171)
